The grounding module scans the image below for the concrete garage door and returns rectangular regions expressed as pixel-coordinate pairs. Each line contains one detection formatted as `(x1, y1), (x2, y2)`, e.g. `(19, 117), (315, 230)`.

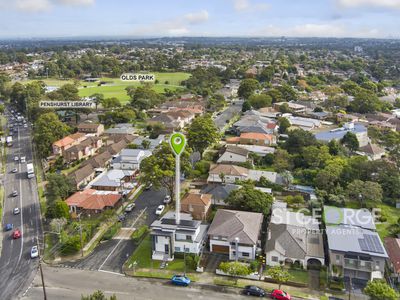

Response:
(212, 245), (229, 254)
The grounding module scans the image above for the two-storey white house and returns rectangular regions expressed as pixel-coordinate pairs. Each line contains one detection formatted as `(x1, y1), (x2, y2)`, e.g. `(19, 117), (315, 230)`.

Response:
(111, 149), (151, 171)
(150, 212), (208, 261)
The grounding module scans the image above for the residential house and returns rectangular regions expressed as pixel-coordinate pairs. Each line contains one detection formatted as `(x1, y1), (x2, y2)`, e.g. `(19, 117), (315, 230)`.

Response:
(217, 145), (250, 164)
(65, 189), (122, 214)
(132, 135), (165, 150)
(315, 122), (369, 147)
(63, 137), (102, 163)
(81, 151), (113, 172)
(147, 110), (195, 132)
(324, 206), (388, 283)
(104, 123), (136, 136)
(274, 102), (307, 114)
(90, 169), (136, 192)
(265, 205), (324, 268)
(52, 132), (86, 156)
(227, 132), (276, 146)
(150, 212), (208, 261)
(287, 116), (321, 131)
(77, 122), (104, 136)
(200, 184), (241, 206)
(181, 192), (212, 221)
(208, 209), (263, 260)
(69, 164), (96, 189)
(384, 237), (400, 284)
(357, 143), (385, 161)
(111, 149), (151, 171)
(368, 120), (397, 132)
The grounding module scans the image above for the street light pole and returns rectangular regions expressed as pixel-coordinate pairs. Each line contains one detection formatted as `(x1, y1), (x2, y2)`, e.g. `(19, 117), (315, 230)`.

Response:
(36, 237), (47, 300)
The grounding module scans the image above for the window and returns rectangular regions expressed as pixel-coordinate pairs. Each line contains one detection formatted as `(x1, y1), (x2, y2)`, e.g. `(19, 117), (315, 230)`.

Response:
(186, 235), (192, 241)
(272, 256), (278, 262)
(242, 252), (250, 257)
(175, 247), (180, 252)
(336, 255), (340, 263)
(375, 261), (380, 270)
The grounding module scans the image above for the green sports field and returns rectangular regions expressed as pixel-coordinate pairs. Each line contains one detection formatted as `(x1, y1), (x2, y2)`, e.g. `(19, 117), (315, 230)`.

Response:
(24, 72), (191, 104)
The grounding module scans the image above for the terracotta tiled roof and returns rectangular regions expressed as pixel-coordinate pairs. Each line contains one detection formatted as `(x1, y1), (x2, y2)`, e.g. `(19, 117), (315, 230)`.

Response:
(65, 189), (121, 210)
(240, 132), (274, 140)
(181, 193), (212, 206)
(384, 237), (400, 273)
(209, 164), (249, 176)
(53, 136), (74, 148)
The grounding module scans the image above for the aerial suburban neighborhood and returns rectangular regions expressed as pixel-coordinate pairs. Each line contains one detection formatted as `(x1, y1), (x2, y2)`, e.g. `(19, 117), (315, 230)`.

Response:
(0, 1), (400, 300)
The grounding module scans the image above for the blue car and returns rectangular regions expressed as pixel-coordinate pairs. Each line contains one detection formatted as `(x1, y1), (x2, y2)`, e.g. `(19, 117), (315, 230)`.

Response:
(171, 275), (191, 286)
(5, 224), (13, 231)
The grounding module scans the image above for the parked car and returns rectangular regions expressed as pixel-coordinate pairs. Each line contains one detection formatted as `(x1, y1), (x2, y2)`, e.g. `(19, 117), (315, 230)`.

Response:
(12, 229), (22, 239)
(11, 190), (18, 197)
(271, 289), (291, 300)
(243, 285), (266, 297)
(20, 156), (26, 163)
(117, 214), (126, 222)
(13, 207), (20, 215)
(163, 195), (171, 204)
(155, 205), (165, 215)
(30, 246), (39, 258)
(171, 275), (191, 286)
(125, 203), (135, 212)
(5, 223), (13, 231)
(14, 156), (19, 162)
(11, 168), (18, 173)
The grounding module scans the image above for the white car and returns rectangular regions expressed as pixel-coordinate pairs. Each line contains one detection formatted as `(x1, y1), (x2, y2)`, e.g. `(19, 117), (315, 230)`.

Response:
(20, 156), (26, 163)
(30, 246), (39, 259)
(14, 156), (19, 162)
(13, 207), (20, 215)
(125, 203), (135, 212)
(163, 195), (172, 204)
(155, 205), (165, 216)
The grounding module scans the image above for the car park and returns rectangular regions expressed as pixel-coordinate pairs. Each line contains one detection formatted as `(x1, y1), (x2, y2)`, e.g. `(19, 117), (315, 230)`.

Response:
(243, 285), (266, 297)
(12, 229), (22, 239)
(125, 203), (135, 212)
(155, 205), (165, 215)
(163, 195), (171, 204)
(13, 207), (20, 215)
(30, 246), (39, 258)
(171, 275), (191, 286)
(5, 224), (13, 231)
(271, 289), (291, 300)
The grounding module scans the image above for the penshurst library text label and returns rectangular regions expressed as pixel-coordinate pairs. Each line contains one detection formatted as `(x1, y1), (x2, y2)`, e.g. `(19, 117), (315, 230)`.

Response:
(39, 101), (95, 108)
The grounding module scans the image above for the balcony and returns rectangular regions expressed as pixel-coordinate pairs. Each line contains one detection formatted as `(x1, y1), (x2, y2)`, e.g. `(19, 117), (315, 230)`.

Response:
(344, 258), (372, 272)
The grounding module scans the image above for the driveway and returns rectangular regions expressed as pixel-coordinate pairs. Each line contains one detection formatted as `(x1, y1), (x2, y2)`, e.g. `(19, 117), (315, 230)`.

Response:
(61, 188), (166, 273)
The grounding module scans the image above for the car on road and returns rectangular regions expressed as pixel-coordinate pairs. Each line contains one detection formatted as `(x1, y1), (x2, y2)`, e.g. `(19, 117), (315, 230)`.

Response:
(271, 289), (291, 300)
(12, 229), (21, 239)
(30, 246), (39, 259)
(163, 195), (171, 204)
(11, 190), (18, 197)
(23, 124), (28, 128)
(13, 207), (20, 215)
(20, 156), (26, 163)
(11, 168), (18, 173)
(117, 214), (126, 221)
(14, 156), (19, 162)
(243, 285), (266, 297)
(155, 205), (165, 215)
(5, 223), (13, 231)
(171, 275), (191, 286)
(125, 203), (135, 212)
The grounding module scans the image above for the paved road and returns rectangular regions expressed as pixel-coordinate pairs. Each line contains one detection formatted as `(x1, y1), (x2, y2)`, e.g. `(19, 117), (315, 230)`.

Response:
(214, 99), (243, 131)
(0, 110), (41, 300)
(22, 265), (251, 300)
(62, 188), (166, 273)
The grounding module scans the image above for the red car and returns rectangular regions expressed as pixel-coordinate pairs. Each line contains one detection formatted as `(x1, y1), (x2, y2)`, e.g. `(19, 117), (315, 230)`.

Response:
(12, 229), (21, 239)
(271, 289), (291, 300)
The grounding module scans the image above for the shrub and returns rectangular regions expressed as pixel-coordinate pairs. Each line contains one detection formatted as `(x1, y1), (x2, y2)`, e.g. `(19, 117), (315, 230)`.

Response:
(131, 225), (149, 243)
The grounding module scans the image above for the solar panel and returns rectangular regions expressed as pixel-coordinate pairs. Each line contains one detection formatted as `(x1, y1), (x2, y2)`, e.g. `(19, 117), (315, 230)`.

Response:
(358, 234), (385, 254)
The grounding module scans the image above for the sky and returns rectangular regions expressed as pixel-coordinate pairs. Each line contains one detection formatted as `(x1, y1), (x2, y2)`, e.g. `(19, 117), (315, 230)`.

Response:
(0, 0), (400, 39)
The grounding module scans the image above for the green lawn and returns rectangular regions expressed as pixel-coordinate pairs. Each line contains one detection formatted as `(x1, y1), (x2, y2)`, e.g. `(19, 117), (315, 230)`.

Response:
(264, 266), (309, 285)
(24, 72), (191, 105)
(376, 203), (400, 238)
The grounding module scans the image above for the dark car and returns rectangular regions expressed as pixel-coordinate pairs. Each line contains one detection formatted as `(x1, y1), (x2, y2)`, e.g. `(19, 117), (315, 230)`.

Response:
(243, 285), (266, 297)
(117, 214), (126, 222)
(5, 223), (13, 231)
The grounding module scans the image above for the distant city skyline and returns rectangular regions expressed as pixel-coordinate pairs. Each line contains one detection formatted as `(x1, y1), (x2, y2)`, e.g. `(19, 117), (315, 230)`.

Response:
(0, 0), (399, 39)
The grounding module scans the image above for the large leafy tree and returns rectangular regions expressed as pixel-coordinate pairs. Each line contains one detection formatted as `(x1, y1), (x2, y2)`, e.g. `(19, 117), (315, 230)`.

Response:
(238, 78), (260, 99)
(284, 129), (318, 154)
(139, 142), (192, 199)
(46, 173), (76, 203)
(341, 132), (359, 152)
(248, 94), (272, 109)
(126, 85), (163, 110)
(187, 115), (220, 156)
(225, 184), (273, 215)
(34, 112), (71, 157)
(364, 280), (398, 300)
(348, 89), (381, 113)
(346, 180), (383, 207)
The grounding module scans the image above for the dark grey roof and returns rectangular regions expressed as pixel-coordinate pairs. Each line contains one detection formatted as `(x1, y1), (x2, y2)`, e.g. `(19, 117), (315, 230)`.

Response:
(201, 184), (241, 200)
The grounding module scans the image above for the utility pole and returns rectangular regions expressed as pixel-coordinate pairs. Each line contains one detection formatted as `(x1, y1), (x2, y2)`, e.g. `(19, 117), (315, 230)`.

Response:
(78, 213), (84, 257)
(37, 237), (47, 300)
